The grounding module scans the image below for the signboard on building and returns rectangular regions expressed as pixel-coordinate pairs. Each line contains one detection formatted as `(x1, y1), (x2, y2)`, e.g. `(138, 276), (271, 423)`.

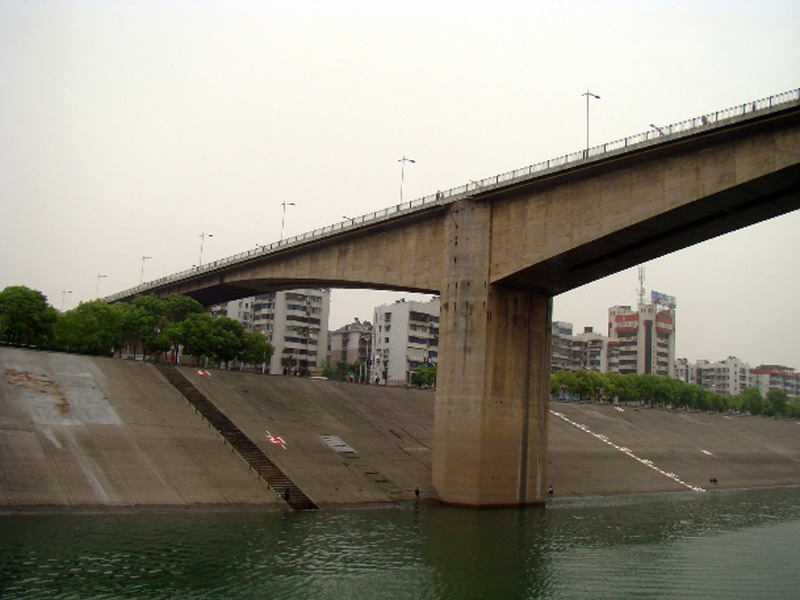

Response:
(651, 291), (677, 309)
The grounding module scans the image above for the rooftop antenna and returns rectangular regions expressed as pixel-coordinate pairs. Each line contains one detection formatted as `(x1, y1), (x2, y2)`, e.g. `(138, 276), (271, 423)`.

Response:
(637, 265), (646, 305)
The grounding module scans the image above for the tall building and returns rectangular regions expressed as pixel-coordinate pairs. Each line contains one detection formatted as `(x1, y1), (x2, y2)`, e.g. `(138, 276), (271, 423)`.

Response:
(696, 356), (753, 396)
(608, 299), (676, 377)
(209, 288), (331, 375)
(551, 321), (574, 372)
(209, 297), (253, 328)
(571, 326), (616, 372)
(752, 365), (800, 398)
(329, 318), (373, 365)
(372, 298), (440, 386)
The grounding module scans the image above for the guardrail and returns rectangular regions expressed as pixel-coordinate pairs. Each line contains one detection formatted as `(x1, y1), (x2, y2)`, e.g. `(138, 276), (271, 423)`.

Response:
(105, 87), (800, 303)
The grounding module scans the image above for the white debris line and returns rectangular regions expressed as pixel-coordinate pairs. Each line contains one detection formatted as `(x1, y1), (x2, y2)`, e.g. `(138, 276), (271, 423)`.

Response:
(699, 448), (717, 458)
(550, 410), (705, 493)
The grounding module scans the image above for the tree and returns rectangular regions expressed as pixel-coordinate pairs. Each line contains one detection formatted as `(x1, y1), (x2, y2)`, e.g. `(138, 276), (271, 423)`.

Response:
(211, 317), (245, 367)
(410, 364), (437, 387)
(240, 332), (274, 369)
(163, 295), (204, 324)
(0, 286), (58, 347)
(767, 388), (789, 417)
(605, 372), (635, 404)
(168, 312), (216, 362)
(739, 387), (765, 416)
(119, 295), (166, 360)
(54, 300), (123, 355)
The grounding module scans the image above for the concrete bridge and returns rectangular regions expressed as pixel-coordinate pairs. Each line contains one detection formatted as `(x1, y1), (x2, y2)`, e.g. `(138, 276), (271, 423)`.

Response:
(108, 89), (800, 506)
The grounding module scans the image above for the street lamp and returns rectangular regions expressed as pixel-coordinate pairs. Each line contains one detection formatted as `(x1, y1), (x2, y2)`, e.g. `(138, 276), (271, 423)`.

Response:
(650, 123), (667, 136)
(139, 255), (152, 284)
(280, 202), (296, 241)
(398, 156), (416, 204)
(582, 90), (601, 152)
(198, 233), (213, 267)
(61, 290), (72, 311)
(343, 215), (357, 224)
(96, 275), (107, 298)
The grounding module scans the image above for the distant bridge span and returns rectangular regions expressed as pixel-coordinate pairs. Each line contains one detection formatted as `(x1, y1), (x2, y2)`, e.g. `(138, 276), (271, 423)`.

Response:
(109, 89), (800, 507)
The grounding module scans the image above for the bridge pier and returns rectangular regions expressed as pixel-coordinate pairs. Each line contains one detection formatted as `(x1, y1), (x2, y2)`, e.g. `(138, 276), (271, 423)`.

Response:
(432, 199), (552, 506)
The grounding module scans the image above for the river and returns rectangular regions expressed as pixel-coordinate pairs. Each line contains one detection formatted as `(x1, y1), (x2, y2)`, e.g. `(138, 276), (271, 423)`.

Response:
(2, 487), (799, 600)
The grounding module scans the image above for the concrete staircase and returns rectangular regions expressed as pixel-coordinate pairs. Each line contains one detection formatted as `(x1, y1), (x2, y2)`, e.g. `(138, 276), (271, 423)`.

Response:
(154, 364), (318, 511)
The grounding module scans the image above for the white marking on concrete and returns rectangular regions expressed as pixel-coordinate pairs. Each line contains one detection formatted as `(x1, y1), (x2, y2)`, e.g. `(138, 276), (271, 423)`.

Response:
(320, 434), (357, 454)
(62, 427), (116, 504)
(40, 427), (62, 449)
(550, 409), (705, 493)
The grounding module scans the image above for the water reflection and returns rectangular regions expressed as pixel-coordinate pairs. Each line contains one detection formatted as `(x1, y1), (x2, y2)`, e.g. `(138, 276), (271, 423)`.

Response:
(2, 488), (800, 600)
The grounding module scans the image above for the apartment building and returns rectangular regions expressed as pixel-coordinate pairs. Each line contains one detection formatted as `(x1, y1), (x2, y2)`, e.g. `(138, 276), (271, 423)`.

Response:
(209, 288), (331, 375)
(752, 364), (800, 398)
(329, 318), (372, 365)
(696, 356), (753, 396)
(372, 298), (439, 386)
(551, 321), (574, 372)
(608, 302), (676, 377)
(571, 326), (616, 372)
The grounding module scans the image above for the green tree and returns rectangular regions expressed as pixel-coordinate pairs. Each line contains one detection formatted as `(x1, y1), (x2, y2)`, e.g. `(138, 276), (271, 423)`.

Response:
(211, 317), (245, 367)
(766, 388), (789, 417)
(605, 372), (636, 404)
(410, 364), (437, 387)
(240, 331), (274, 369)
(739, 387), (765, 416)
(0, 286), (58, 346)
(54, 300), (124, 355)
(119, 295), (166, 360)
(163, 295), (204, 323)
(169, 312), (216, 362)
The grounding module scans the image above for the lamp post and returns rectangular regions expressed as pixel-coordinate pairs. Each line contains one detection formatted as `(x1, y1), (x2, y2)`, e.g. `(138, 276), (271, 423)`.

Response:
(139, 255), (152, 284)
(198, 233), (213, 267)
(398, 156), (416, 204)
(280, 202), (296, 242)
(582, 90), (601, 152)
(650, 123), (666, 136)
(61, 290), (72, 311)
(96, 275), (107, 298)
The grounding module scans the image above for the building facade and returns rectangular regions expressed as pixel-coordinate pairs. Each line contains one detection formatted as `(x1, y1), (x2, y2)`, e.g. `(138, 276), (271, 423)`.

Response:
(329, 318), (373, 365)
(608, 303), (676, 377)
(696, 356), (753, 396)
(752, 365), (800, 398)
(209, 288), (331, 375)
(372, 298), (440, 386)
(550, 321), (574, 372)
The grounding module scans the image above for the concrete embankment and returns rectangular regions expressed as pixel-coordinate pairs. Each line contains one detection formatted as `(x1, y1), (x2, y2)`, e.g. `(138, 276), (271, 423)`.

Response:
(2, 347), (800, 512)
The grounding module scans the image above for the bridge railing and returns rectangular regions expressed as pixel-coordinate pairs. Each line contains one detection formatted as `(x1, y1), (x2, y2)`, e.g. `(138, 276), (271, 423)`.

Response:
(105, 87), (799, 303)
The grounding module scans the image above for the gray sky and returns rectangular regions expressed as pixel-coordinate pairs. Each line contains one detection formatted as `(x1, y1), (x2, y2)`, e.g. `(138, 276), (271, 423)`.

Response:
(1, 0), (798, 367)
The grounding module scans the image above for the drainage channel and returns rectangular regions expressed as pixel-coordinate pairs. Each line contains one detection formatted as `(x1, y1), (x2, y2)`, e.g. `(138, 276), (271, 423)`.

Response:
(154, 364), (317, 511)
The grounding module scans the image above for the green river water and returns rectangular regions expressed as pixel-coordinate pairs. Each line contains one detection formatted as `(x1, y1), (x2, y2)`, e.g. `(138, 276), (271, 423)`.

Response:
(2, 487), (799, 600)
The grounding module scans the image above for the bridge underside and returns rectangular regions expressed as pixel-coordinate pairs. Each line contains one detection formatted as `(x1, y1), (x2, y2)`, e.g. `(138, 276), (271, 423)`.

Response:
(497, 164), (800, 294)
(165, 277), (439, 307)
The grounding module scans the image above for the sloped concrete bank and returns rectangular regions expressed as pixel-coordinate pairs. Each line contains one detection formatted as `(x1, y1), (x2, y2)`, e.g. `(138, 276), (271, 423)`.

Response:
(2, 347), (800, 512)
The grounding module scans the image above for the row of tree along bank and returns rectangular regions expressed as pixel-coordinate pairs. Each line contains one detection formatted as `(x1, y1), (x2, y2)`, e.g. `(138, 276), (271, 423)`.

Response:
(551, 368), (799, 418)
(0, 286), (273, 369)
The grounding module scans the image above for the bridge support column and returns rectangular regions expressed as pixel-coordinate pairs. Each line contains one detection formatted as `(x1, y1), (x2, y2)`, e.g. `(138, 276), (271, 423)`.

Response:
(432, 199), (552, 506)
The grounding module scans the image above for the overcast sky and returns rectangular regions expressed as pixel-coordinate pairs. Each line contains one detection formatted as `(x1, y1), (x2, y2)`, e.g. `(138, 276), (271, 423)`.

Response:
(1, 0), (798, 367)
